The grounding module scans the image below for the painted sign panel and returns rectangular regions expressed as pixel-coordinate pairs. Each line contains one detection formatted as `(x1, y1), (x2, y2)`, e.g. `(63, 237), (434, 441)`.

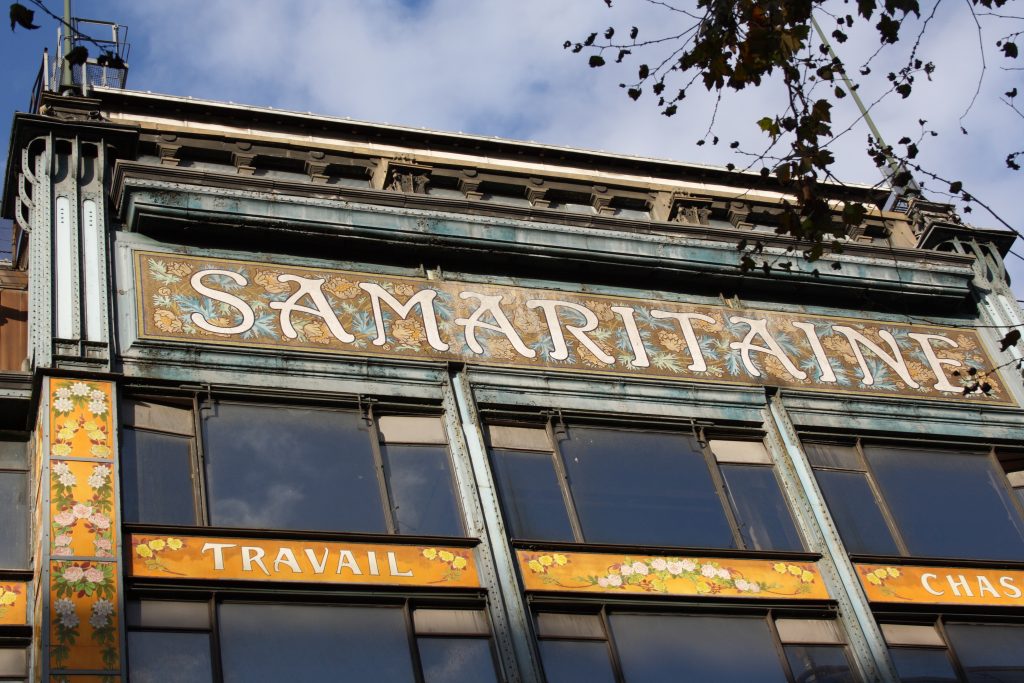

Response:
(46, 378), (122, 677)
(0, 581), (28, 626)
(133, 251), (1010, 404)
(128, 534), (480, 588)
(517, 550), (829, 600)
(857, 563), (1024, 607)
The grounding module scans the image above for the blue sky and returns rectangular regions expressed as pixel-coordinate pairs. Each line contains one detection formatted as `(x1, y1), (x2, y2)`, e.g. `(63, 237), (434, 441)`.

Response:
(2, 0), (1022, 298)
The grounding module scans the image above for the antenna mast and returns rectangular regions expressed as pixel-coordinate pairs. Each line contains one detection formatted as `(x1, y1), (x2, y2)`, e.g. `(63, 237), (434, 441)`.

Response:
(811, 15), (921, 206)
(60, 0), (73, 91)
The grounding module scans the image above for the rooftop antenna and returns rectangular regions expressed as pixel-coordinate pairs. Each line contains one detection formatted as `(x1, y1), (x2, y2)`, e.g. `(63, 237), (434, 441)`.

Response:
(811, 15), (920, 210)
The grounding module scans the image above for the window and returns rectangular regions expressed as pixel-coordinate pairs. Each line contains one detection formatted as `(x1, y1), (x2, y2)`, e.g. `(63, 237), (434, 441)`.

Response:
(777, 618), (858, 683)
(121, 399), (464, 537)
(1008, 470), (1024, 512)
(0, 440), (29, 569)
(883, 621), (1024, 682)
(488, 423), (802, 550)
(806, 443), (1024, 561)
(126, 601), (213, 683)
(0, 647), (27, 682)
(535, 611), (856, 683)
(126, 599), (500, 683)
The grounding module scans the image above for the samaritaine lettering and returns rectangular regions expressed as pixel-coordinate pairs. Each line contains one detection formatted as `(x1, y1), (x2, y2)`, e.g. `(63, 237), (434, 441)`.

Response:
(138, 252), (1011, 404)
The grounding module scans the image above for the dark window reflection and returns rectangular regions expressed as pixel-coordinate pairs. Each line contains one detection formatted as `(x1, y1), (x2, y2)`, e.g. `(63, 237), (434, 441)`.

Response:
(218, 604), (415, 683)
(559, 428), (734, 547)
(610, 614), (788, 683)
(203, 404), (385, 533)
(945, 623), (1024, 683)
(121, 430), (196, 526)
(539, 640), (617, 683)
(785, 645), (856, 683)
(490, 449), (574, 541)
(889, 648), (959, 682)
(417, 638), (498, 683)
(384, 445), (463, 536)
(721, 465), (803, 551)
(127, 631), (213, 683)
(815, 470), (900, 555)
(866, 448), (1024, 561)
(0, 472), (28, 568)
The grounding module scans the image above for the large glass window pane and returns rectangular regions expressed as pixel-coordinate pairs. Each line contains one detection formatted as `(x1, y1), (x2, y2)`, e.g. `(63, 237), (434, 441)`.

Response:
(609, 614), (788, 683)
(815, 470), (900, 555)
(784, 645), (856, 683)
(218, 604), (415, 683)
(203, 404), (385, 532)
(490, 449), (574, 541)
(418, 638), (499, 683)
(945, 623), (1024, 683)
(121, 430), (196, 525)
(720, 465), (803, 551)
(383, 445), (463, 536)
(127, 631), (213, 683)
(539, 641), (617, 683)
(889, 648), (959, 682)
(866, 448), (1024, 560)
(0, 471), (27, 568)
(558, 428), (734, 547)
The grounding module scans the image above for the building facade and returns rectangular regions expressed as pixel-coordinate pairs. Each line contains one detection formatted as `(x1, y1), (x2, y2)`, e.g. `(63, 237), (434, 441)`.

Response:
(1, 74), (1024, 683)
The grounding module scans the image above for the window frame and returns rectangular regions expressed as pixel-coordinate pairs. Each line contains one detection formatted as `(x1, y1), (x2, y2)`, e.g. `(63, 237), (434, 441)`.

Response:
(532, 604), (858, 683)
(805, 438), (1024, 561)
(880, 616), (1024, 683)
(121, 396), (204, 526)
(0, 437), (30, 571)
(125, 594), (502, 683)
(487, 416), (805, 553)
(0, 642), (29, 683)
(120, 392), (467, 539)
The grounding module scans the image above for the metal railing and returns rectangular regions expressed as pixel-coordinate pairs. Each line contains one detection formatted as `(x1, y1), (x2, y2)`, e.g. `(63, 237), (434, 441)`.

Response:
(28, 18), (129, 113)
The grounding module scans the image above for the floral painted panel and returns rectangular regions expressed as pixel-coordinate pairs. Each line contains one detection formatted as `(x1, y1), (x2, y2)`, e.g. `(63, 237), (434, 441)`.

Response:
(517, 549), (829, 600)
(856, 563), (1024, 607)
(50, 460), (115, 558)
(0, 581), (28, 625)
(134, 251), (1012, 404)
(46, 378), (122, 679)
(49, 560), (119, 671)
(49, 379), (113, 460)
(128, 534), (481, 589)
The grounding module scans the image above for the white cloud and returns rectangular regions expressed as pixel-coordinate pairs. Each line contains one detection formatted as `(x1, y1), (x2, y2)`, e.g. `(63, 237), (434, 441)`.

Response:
(106, 0), (1023, 293)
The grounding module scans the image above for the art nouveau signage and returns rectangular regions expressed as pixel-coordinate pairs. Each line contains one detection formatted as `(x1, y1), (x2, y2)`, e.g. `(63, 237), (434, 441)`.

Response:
(128, 534), (481, 589)
(856, 563), (1024, 607)
(133, 251), (1011, 404)
(517, 549), (829, 599)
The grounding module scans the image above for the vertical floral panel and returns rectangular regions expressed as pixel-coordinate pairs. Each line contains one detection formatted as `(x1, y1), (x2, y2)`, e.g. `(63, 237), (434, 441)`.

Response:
(46, 378), (121, 679)
(49, 379), (113, 460)
(50, 460), (116, 558)
(49, 561), (119, 671)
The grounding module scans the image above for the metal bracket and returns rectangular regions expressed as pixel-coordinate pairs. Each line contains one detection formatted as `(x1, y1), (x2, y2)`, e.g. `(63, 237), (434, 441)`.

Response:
(689, 417), (712, 448)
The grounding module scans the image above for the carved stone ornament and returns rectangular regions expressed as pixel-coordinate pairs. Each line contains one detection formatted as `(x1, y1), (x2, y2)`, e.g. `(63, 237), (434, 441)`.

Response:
(671, 194), (714, 226)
